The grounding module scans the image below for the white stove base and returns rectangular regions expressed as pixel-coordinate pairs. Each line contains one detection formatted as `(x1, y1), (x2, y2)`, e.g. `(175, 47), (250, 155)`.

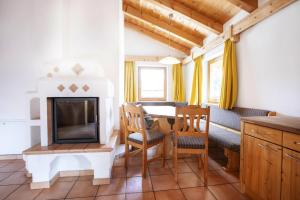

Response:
(24, 150), (115, 189)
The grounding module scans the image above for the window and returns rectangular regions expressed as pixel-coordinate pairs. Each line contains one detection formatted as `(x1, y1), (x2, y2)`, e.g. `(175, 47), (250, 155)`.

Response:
(138, 66), (167, 101)
(208, 56), (223, 103)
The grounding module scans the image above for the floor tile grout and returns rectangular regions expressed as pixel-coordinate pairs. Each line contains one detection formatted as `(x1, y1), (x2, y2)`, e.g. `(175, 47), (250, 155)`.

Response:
(63, 176), (79, 199)
(148, 169), (157, 200)
(95, 177), (101, 199)
(1, 183), (23, 200)
(230, 182), (243, 194)
(0, 153), (246, 200)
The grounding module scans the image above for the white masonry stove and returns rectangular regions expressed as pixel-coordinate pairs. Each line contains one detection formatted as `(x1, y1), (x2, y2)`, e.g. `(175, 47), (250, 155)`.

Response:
(23, 74), (118, 189)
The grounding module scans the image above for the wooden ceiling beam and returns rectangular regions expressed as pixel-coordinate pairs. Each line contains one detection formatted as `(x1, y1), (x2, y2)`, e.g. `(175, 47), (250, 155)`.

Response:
(147, 0), (223, 34)
(225, 0), (258, 12)
(125, 19), (191, 55)
(124, 12), (193, 48)
(123, 2), (203, 47)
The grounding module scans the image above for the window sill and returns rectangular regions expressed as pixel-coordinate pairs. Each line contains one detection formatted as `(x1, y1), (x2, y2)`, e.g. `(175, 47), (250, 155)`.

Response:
(206, 102), (219, 106)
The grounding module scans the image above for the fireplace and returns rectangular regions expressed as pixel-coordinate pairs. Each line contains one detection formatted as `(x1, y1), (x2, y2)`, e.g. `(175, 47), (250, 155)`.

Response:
(52, 97), (99, 144)
(24, 77), (116, 188)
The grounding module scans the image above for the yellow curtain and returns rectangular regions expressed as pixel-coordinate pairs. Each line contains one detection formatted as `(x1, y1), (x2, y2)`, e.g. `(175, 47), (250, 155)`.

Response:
(124, 61), (136, 102)
(189, 56), (203, 105)
(172, 63), (185, 102)
(219, 39), (238, 109)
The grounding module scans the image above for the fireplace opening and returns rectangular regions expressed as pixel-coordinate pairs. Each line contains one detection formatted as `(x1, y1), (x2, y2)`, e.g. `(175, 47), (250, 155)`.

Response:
(52, 97), (99, 144)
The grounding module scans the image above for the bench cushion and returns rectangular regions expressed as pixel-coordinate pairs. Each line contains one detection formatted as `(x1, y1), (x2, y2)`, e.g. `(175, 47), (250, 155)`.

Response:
(208, 124), (240, 152)
(196, 121), (240, 152)
(128, 130), (164, 145)
(186, 106), (270, 152)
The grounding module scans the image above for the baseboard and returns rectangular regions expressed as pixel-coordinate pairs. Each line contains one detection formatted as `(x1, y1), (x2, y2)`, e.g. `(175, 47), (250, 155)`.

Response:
(30, 173), (59, 189)
(31, 181), (50, 190)
(0, 154), (23, 160)
(60, 170), (93, 177)
(93, 178), (110, 185)
(30, 169), (110, 189)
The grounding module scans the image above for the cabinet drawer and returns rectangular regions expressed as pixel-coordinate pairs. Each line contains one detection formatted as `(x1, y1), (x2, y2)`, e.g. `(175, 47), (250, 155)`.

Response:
(283, 132), (300, 152)
(244, 123), (282, 145)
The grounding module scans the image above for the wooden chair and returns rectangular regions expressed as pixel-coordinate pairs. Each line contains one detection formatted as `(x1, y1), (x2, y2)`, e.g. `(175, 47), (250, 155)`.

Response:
(172, 106), (210, 186)
(121, 104), (166, 178)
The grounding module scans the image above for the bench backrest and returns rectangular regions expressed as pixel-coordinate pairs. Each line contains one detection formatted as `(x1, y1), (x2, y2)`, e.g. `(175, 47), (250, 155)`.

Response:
(209, 105), (270, 131)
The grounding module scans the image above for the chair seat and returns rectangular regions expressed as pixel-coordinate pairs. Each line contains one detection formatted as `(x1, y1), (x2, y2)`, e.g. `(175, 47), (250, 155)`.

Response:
(173, 135), (205, 149)
(128, 130), (164, 145)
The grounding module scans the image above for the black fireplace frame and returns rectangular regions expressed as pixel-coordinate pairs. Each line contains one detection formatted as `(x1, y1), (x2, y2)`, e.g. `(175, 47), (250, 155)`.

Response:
(52, 97), (100, 144)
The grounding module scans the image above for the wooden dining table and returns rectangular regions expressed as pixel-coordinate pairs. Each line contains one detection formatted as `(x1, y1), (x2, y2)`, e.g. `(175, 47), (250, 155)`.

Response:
(143, 105), (176, 118)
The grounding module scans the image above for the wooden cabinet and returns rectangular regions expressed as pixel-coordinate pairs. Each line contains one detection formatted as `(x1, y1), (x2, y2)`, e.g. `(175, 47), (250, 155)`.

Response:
(283, 131), (300, 152)
(241, 119), (300, 200)
(243, 135), (258, 196)
(244, 122), (282, 145)
(281, 148), (300, 200)
(243, 134), (282, 200)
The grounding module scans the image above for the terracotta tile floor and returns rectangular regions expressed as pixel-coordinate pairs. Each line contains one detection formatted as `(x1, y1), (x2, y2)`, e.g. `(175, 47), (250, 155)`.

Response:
(0, 154), (249, 200)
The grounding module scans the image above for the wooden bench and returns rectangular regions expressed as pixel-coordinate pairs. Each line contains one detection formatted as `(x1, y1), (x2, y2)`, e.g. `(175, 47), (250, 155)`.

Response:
(205, 105), (275, 171)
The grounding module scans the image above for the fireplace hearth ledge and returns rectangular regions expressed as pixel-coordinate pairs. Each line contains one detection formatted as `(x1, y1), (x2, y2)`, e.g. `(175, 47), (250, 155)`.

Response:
(23, 130), (119, 189)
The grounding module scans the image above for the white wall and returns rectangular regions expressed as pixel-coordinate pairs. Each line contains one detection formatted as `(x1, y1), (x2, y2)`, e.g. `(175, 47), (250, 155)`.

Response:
(0, 0), (123, 155)
(125, 27), (185, 57)
(183, 2), (300, 117)
(0, 0), (63, 119)
(236, 1), (300, 117)
(0, 0), (63, 155)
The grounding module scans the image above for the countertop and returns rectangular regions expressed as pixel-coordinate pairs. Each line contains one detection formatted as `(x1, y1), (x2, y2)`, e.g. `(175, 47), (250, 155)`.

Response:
(241, 116), (300, 135)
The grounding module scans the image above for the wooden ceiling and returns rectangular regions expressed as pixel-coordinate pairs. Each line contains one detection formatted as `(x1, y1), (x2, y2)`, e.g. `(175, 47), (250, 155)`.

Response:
(123, 0), (258, 55)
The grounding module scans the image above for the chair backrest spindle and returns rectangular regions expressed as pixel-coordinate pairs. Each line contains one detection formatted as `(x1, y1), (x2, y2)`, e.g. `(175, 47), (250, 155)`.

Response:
(175, 106), (210, 138)
(121, 104), (147, 142)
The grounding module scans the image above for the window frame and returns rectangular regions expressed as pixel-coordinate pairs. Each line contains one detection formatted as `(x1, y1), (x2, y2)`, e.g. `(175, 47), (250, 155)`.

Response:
(208, 56), (223, 104)
(138, 66), (167, 101)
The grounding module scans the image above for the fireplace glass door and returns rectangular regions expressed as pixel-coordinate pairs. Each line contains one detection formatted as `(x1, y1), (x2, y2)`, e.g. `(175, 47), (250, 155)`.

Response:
(53, 97), (99, 144)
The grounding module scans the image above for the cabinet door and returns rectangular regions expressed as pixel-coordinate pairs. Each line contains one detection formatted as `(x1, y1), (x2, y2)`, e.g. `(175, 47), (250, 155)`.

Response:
(256, 138), (282, 200)
(282, 148), (300, 200)
(244, 135), (282, 200)
(244, 135), (260, 195)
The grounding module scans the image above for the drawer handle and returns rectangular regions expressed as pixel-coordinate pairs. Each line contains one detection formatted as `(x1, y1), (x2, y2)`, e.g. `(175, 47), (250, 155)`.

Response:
(294, 141), (300, 145)
(257, 143), (279, 152)
(284, 153), (300, 162)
